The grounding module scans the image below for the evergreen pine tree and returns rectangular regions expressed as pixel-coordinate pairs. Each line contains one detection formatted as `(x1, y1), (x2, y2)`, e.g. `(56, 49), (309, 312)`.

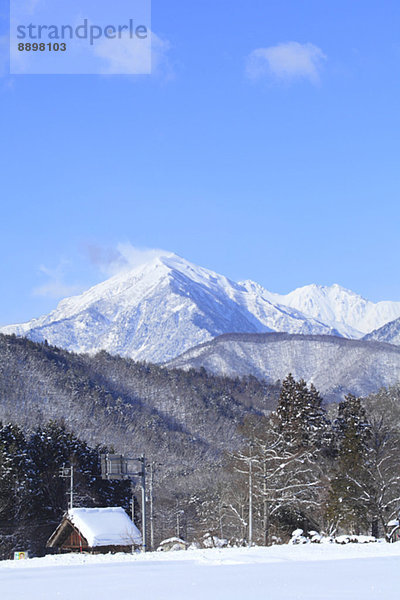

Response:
(231, 376), (329, 542)
(0, 423), (31, 557)
(326, 394), (371, 534)
(0, 420), (132, 558)
(275, 375), (328, 450)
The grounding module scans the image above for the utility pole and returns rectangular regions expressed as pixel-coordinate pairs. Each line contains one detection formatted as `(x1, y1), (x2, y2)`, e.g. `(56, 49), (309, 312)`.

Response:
(263, 459), (269, 546)
(149, 462), (154, 551)
(248, 444), (253, 547)
(100, 453), (148, 553)
(59, 464), (74, 510)
(141, 454), (147, 552)
(70, 465), (74, 510)
(176, 501), (180, 538)
(175, 506), (185, 539)
(131, 482), (135, 524)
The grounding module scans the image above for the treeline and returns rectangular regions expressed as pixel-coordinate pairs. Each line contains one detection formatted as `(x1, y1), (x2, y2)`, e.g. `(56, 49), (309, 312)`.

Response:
(197, 375), (400, 544)
(123, 376), (400, 548)
(0, 421), (132, 559)
(0, 334), (279, 469)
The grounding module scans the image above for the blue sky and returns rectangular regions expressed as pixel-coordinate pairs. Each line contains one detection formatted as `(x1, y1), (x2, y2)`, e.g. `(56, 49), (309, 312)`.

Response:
(1, 0), (400, 325)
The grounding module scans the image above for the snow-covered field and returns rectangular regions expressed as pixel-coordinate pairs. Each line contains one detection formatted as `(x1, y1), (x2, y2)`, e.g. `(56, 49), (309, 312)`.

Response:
(2, 542), (400, 600)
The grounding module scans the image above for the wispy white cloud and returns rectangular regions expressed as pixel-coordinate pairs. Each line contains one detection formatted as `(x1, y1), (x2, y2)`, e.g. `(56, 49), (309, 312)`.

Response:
(32, 263), (83, 298)
(150, 34), (174, 80)
(94, 30), (173, 78)
(33, 243), (171, 300)
(246, 41), (326, 84)
(85, 242), (171, 276)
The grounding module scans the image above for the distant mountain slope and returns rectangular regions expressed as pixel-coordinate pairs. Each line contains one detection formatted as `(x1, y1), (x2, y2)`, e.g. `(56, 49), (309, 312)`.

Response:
(241, 281), (400, 338)
(0, 334), (278, 469)
(0, 254), (339, 363)
(363, 317), (400, 346)
(166, 333), (400, 403)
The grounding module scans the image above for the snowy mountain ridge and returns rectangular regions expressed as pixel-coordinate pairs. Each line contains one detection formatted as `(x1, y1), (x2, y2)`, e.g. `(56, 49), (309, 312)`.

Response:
(363, 315), (400, 346)
(166, 332), (400, 402)
(240, 280), (400, 338)
(2, 252), (400, 363)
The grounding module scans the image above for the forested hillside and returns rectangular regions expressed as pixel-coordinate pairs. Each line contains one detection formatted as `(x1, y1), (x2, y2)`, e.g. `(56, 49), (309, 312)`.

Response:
(0, 333), (280, 557)
(2, 359), (400, 558)
(0, 332), (278, 470)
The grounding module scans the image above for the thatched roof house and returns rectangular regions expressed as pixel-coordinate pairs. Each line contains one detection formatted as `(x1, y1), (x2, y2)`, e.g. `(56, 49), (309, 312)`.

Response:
(47, 507), (142, 553)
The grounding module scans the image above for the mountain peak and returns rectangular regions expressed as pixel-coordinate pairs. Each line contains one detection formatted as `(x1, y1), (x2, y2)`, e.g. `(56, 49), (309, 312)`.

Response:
(2, 254), (400, 362)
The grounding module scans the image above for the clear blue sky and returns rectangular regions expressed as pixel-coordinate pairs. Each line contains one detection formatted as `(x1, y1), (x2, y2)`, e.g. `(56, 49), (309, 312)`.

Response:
(1, 0), (400, 325)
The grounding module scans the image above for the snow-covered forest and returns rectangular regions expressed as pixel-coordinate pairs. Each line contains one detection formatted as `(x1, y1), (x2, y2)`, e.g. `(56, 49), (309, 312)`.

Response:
(0, 422), (134, 558)
(2, 331), (400, 559)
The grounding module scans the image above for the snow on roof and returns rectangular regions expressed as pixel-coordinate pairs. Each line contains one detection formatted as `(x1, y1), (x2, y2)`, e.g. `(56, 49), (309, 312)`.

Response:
(159, 537), (187, 546)
(68, 507), (142, 547)
(387, 519), (399, 528)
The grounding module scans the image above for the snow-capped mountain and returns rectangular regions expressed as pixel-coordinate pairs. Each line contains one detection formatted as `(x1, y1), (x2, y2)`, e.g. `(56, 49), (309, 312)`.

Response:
(240, 281), (400, 338)
(167, 333), (400, 402)
(0, 253), (338, 363)
(2, 252), (400, 363)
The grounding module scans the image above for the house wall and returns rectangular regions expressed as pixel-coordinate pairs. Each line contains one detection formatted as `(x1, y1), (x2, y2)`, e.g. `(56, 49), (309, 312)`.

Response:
(62, 529), (88, 550)
(389, 527), (400, 543)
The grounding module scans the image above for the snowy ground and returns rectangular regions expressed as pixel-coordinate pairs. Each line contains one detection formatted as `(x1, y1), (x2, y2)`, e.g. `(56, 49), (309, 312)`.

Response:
(2, 542), (400, 600)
